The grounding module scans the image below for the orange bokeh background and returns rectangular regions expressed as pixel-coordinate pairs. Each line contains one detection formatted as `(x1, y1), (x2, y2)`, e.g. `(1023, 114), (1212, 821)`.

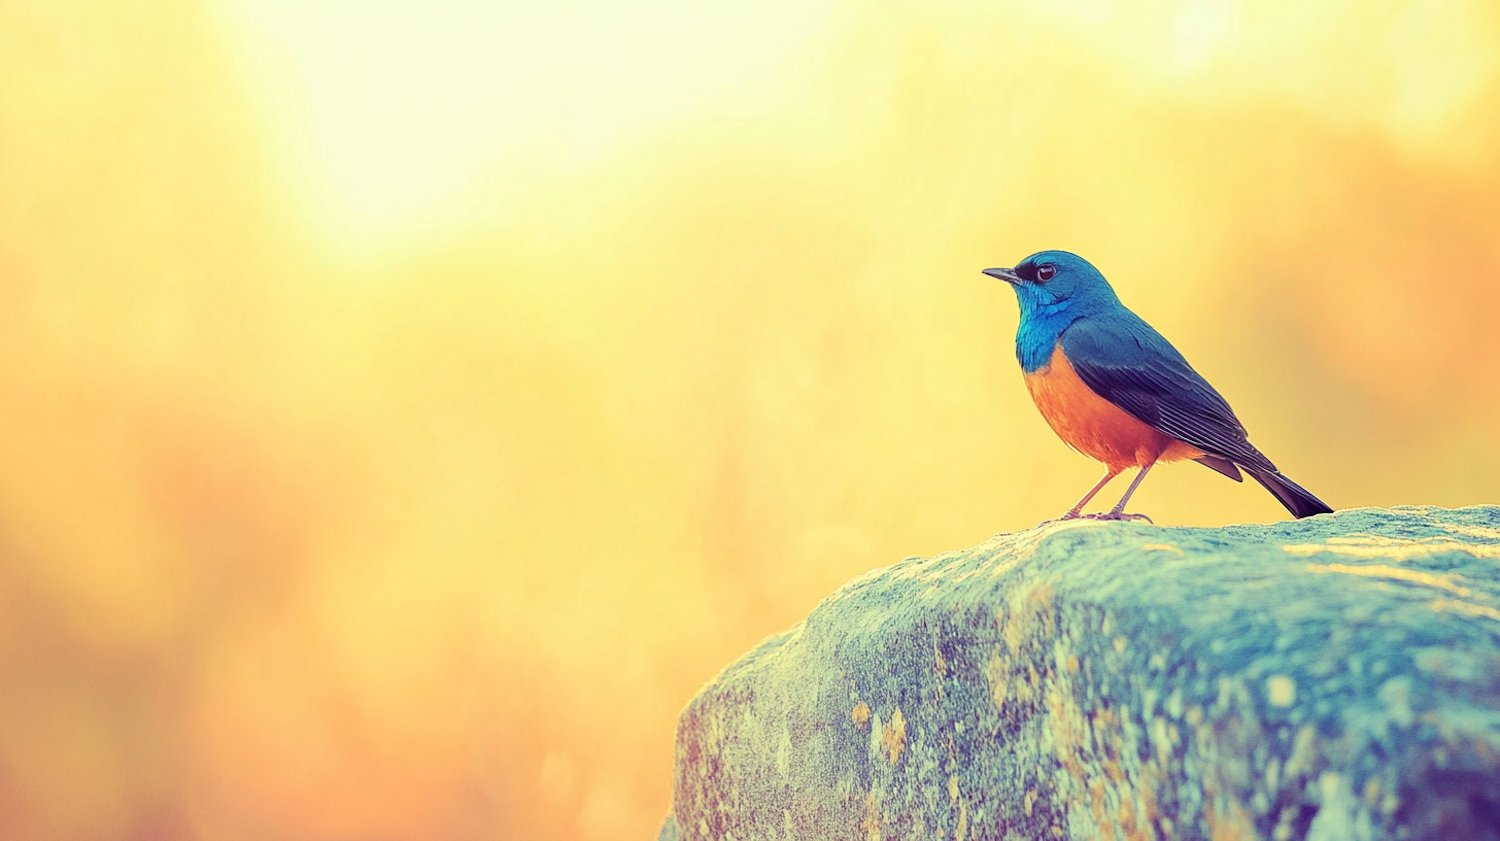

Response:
(1, 1), (1497, 839)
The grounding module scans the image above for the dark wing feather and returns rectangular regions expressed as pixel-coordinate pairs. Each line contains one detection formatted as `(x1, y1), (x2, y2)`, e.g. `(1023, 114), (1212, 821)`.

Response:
(1060, 313), (1278, 473)
(1194, 454), (1243, 481)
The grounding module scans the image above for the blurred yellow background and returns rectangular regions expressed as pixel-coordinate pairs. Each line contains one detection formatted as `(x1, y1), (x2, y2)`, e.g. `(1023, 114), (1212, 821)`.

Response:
(1, 0), (1497, 838)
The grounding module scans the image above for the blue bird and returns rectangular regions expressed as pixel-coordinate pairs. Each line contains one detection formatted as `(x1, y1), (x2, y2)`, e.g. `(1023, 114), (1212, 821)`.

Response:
(984, 250), (1332, 521)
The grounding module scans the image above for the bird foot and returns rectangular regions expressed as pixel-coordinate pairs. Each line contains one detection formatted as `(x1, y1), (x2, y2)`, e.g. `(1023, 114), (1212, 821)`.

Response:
(1083, 511), (1154, 524)
(1034, 511), (1085, 528)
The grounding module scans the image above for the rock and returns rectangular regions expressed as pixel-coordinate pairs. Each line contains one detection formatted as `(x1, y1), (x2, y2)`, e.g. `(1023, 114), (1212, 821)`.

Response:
(660, 506), (1500, 841)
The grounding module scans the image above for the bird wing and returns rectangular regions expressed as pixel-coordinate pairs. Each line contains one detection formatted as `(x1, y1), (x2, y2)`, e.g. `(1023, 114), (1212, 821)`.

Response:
(1060, 313), (1278, 472)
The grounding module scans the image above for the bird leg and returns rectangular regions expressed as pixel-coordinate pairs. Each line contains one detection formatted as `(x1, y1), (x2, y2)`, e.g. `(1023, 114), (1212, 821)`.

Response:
(1089, 463), (1154, 523)
(1037, 468), (1119, 526)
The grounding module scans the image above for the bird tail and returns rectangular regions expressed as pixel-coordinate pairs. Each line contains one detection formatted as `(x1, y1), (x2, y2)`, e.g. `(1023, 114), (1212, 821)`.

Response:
(1243, 466), (1333, 519)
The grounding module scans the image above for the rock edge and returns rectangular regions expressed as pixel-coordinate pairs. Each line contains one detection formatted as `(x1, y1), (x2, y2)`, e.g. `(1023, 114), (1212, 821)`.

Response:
(662, 506), (1500, 841)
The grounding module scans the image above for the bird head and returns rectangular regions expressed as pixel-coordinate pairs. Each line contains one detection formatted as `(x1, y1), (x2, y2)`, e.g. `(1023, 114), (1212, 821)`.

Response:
(983, 250), (1116, 314)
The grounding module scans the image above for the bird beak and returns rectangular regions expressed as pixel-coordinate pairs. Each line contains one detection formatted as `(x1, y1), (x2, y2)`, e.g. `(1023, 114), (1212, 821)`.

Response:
(983, 267), (1020, 284)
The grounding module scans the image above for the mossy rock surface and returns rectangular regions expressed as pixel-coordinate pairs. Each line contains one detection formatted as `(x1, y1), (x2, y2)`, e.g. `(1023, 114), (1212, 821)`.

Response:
(660, 506), (1500, 841)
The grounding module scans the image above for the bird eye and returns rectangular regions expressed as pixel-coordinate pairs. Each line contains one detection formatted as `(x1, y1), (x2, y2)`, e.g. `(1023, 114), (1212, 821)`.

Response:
(1037, 263), (1056, 281)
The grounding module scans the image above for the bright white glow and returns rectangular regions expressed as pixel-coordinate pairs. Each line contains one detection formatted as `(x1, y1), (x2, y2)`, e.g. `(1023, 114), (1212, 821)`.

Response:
(1172, 0), (1236, 71)
(216, 1), (832, 251)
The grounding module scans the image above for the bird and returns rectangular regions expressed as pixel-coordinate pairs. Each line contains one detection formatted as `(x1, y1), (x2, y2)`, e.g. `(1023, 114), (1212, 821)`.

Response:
(983, 250), (1332, 522)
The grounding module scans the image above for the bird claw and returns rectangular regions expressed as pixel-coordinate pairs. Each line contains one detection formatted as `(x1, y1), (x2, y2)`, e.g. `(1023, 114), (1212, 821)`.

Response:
(1084, 511), (1154, 524)
(1034, 511), (1085, 528)
(1033, 510), (1154, 528)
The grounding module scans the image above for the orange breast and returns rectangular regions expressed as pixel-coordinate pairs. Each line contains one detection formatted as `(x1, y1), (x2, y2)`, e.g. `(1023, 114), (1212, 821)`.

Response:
(1024, 344), (1203, 473)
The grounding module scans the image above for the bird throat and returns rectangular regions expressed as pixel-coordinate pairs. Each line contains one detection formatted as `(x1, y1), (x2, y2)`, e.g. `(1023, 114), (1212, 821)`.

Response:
(1015, 300), (1079, 374)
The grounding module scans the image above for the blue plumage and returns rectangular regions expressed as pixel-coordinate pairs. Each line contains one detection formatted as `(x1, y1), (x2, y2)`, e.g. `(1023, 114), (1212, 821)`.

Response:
(1005, 251), (1120, 373)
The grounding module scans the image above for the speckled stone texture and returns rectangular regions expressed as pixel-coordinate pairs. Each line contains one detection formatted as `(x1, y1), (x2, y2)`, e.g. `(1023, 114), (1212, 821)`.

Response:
(659, 506), (1500, 841)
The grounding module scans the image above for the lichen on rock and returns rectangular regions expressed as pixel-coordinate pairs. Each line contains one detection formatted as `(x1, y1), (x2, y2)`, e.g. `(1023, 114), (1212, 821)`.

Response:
(660, 506), (1500, 841)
